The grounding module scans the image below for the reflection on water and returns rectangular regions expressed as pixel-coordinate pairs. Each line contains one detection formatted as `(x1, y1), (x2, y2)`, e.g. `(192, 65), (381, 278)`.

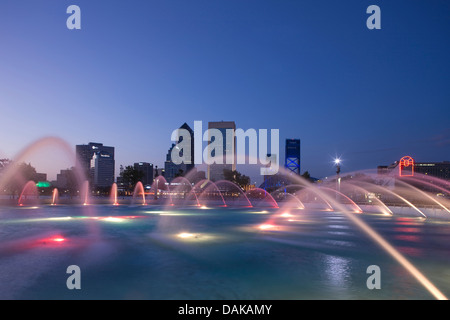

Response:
(0, 205), (449, 299)
(322, 255), (352, 289)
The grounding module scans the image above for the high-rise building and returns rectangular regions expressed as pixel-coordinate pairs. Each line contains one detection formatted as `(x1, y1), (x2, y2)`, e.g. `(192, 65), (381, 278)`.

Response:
(76, 142), (115, 188)
(285, 139), (300, 175)
(379, 159), (450, 181)
(56, 169), (72, 189)
(90, 150), (115, 188)
(164, 123), (195, 182)
(134, 162), (154, 186)
(414, 161), (450, 180)
(207, 121), (236, 181)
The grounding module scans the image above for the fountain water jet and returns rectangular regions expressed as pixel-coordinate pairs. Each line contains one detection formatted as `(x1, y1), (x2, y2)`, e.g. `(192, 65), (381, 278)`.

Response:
(51, 188), (59, 206)
(277, 167), (447, 300)
(246, 188), (278, 208)
(318, 186), (363, 213)
(168, 177), (199, 207)
(111, 183), (119, 206)
(150, 176), (170, 203)
(133, 182), (146, 205)
(352, 181), (427, 218)
(212, 180), (252, 207)
(340, 182), (393, 215)
(196, 180), (227, 207)
(18, 181), (39, 206)
(394, 179), (450, 214)
(81, 181), (90, 206)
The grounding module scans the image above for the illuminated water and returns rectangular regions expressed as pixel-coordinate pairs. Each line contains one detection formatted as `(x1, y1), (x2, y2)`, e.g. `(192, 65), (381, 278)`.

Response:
(0, 205), (449, 300)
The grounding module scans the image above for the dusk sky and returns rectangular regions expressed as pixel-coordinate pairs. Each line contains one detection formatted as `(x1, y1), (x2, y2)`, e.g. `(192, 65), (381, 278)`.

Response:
(0, 1), (449, 184)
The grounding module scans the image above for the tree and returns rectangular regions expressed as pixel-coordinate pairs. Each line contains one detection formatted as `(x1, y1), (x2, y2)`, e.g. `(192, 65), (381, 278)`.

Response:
(3, 162), (38, 198)
(64, 167), (79, 198)
(301, 171), (311, 181)
(223, 169), (250, 190)
(175, 169), (184, 178)
(120, 165), (144, 192)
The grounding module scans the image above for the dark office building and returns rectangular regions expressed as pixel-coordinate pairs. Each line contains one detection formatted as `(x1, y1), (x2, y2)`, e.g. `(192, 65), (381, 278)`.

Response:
(90, 150), (115, 188)
(207, 121), (236, 181)
(134, 162), (154, 186)
(378, 159), (450, 181)
(414, 161), (450, 180)
(285, 139), (301, 175)
(164, 123), (195, 182)
(76, 142), (115, 188)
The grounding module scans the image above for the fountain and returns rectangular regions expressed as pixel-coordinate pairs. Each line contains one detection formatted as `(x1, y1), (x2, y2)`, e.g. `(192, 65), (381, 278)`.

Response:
(168, 176), (197, 206)
(0, 138), (449, 300)
(195, 179), (227, 207)
(51, 188), (59, 206)
(111, 183), (119, 206)
(246, 187), (278, 208)
(81, 181), (90, 206)
(18, 181), (39, 206)
(133, 181), (146, 205)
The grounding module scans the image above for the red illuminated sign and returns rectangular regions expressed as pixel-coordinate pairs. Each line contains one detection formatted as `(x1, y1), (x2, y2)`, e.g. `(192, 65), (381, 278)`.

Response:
(399, 156), (414, 177)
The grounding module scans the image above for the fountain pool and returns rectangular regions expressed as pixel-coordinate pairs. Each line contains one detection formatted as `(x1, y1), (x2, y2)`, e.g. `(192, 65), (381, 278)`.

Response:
(0, 205), (449, 299)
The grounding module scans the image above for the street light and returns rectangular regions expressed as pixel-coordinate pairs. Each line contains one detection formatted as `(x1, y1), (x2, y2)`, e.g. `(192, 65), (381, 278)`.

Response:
(334, 158), (341, 196)
(334, 157), (341, 168)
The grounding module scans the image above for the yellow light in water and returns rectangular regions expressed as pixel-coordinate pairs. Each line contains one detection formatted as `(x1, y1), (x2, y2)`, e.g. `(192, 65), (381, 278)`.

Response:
(102, 217), (124, 223)
(280, 213), (293, 218)
(177, 232), (195, 239)
(258, 224), (276, 230)
(48, 217), (73, 221)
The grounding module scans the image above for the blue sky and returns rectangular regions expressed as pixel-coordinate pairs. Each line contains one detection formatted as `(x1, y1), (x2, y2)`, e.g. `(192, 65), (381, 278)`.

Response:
(0, 1), (449, 183)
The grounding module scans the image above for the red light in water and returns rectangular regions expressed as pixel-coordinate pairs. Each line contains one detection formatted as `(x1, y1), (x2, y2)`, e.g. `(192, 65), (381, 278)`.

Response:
(39, 236), (67, 244)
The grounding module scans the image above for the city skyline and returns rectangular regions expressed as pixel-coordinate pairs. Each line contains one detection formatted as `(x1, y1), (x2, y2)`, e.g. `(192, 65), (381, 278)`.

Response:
(0, 1), (449, 182)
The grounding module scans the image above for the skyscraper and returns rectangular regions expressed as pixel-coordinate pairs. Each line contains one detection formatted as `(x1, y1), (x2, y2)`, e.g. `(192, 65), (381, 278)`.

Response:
(164, 123), (195, 182)
(76, 142), (115, 187)
(285, 139), (300, 175)
(134, 162), (154, 186)
(207, 121), (236, 181)
(90, 150), (115, 188)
